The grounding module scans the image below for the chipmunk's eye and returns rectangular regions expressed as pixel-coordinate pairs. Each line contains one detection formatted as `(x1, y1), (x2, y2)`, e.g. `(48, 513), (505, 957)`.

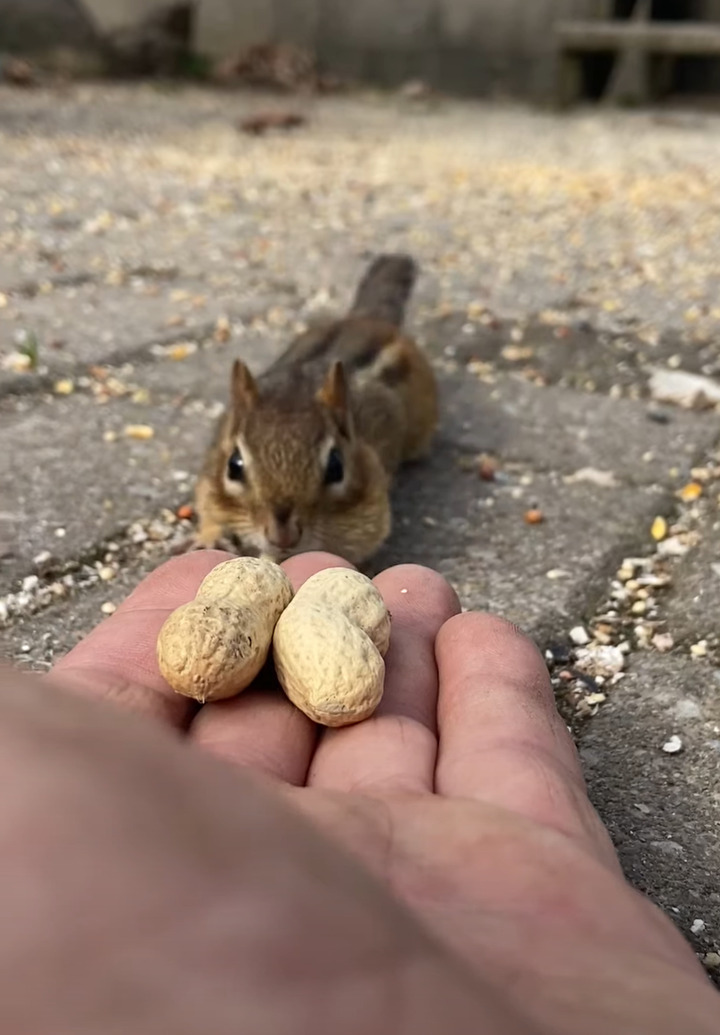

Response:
(324, 447), (344, 486)
(227, 448), (246, 483)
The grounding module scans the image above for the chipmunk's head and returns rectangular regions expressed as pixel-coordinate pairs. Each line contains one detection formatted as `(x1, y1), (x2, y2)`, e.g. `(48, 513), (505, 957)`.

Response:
(216, 359), (390, 564)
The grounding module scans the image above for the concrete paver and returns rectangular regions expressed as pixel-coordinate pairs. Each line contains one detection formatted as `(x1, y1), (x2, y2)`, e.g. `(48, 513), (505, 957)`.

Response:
(580, 653), (720, 963)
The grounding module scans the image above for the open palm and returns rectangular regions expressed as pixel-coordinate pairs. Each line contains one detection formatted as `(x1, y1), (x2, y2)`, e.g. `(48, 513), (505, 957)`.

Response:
(54, 550), (717, 1035)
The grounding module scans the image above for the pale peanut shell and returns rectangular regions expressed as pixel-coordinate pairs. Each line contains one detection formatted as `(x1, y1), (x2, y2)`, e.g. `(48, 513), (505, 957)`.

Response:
(289, 568), (390, 656)
(273, 603), (385, 727)
(197, 556), (293, 618)
(157, 600), (270, 703)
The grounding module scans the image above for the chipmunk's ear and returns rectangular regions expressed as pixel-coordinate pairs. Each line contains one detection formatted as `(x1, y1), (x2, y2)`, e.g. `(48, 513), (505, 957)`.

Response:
(231, 359), (258, 411)
(317, 361), (353, 437)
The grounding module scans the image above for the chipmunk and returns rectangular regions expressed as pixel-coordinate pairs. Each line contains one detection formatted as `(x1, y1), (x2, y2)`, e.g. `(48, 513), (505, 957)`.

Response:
(189, 254), (438, 565)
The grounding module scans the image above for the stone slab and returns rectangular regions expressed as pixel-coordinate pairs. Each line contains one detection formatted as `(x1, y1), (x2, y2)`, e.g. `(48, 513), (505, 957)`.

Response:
(376, 436), (664, 639)
(436, 369), (715, 488)
(579, 653), (720, 970)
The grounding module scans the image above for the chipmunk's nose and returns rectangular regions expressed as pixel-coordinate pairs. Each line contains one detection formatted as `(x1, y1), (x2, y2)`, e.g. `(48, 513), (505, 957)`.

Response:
(265, 504), (302, 551)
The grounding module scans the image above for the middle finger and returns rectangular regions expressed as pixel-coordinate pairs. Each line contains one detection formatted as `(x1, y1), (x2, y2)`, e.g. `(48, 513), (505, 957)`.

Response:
(307, 565), (460, 795)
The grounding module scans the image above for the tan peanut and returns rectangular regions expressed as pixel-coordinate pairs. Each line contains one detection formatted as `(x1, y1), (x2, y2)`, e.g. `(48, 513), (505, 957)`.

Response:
(272, 568), (390, 727)
(283, 567), (391, 655)
(157, 557), (293, 703)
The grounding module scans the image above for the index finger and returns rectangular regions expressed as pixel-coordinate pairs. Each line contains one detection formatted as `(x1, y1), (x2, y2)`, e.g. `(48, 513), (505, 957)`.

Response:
(435, 613), (621, 869)
(52, 550), (234, 727)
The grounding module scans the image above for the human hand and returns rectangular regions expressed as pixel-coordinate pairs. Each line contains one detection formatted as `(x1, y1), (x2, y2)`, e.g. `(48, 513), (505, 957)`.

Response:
(50, 550), (720, 1035)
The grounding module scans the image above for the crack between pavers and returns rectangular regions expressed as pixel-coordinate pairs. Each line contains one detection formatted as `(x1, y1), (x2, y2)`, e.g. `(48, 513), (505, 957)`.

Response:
(2, 265), (180, 300)
(546, 434), (720, 736)
(0, 299), (661, 404)
(0, 320), (220, 401)
(0, 294), (300, 402)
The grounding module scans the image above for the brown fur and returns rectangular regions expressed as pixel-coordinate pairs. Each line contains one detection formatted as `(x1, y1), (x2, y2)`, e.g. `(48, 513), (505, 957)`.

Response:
(191, 254), (438, 565)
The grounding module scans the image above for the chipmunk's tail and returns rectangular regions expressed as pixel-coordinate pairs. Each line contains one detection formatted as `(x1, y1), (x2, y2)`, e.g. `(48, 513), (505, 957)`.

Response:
(348, 254), (418, 328)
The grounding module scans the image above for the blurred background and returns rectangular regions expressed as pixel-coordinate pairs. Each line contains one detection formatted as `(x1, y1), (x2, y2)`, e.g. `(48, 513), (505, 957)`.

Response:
(4, 0), (720, 100)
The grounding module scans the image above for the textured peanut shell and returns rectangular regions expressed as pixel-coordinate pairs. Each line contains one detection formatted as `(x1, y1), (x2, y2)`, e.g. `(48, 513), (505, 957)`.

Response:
(157, 600), (271, 703)
(273, 603), (385, 727)
(197, 557), (293, 618)
(289, 568), (390, 656)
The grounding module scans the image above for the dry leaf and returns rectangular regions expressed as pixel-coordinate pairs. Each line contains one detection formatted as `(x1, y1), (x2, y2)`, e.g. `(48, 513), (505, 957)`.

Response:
(239, 111), (307, 136)
(2, 57), (35, 86)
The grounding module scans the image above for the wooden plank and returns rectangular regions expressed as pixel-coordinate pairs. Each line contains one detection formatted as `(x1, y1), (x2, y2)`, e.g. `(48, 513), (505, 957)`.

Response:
(556, 20), (720, 54)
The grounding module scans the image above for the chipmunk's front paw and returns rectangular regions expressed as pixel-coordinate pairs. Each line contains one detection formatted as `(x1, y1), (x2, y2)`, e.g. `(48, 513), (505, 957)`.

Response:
(170, 535), (203, 556)
(171, 525), (245, 556)
(215, 534), (240, 554)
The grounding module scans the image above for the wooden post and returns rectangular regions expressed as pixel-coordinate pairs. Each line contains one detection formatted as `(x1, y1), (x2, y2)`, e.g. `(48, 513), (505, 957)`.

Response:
(555, 47), (584, 108)
(602, 0), (652, 105)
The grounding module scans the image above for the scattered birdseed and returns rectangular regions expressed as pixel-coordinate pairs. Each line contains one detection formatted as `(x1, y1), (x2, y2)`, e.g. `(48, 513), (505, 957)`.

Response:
(123, 424), (155, 441)
(651, 516), (668, 541)
(570, 626), (590, 647)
